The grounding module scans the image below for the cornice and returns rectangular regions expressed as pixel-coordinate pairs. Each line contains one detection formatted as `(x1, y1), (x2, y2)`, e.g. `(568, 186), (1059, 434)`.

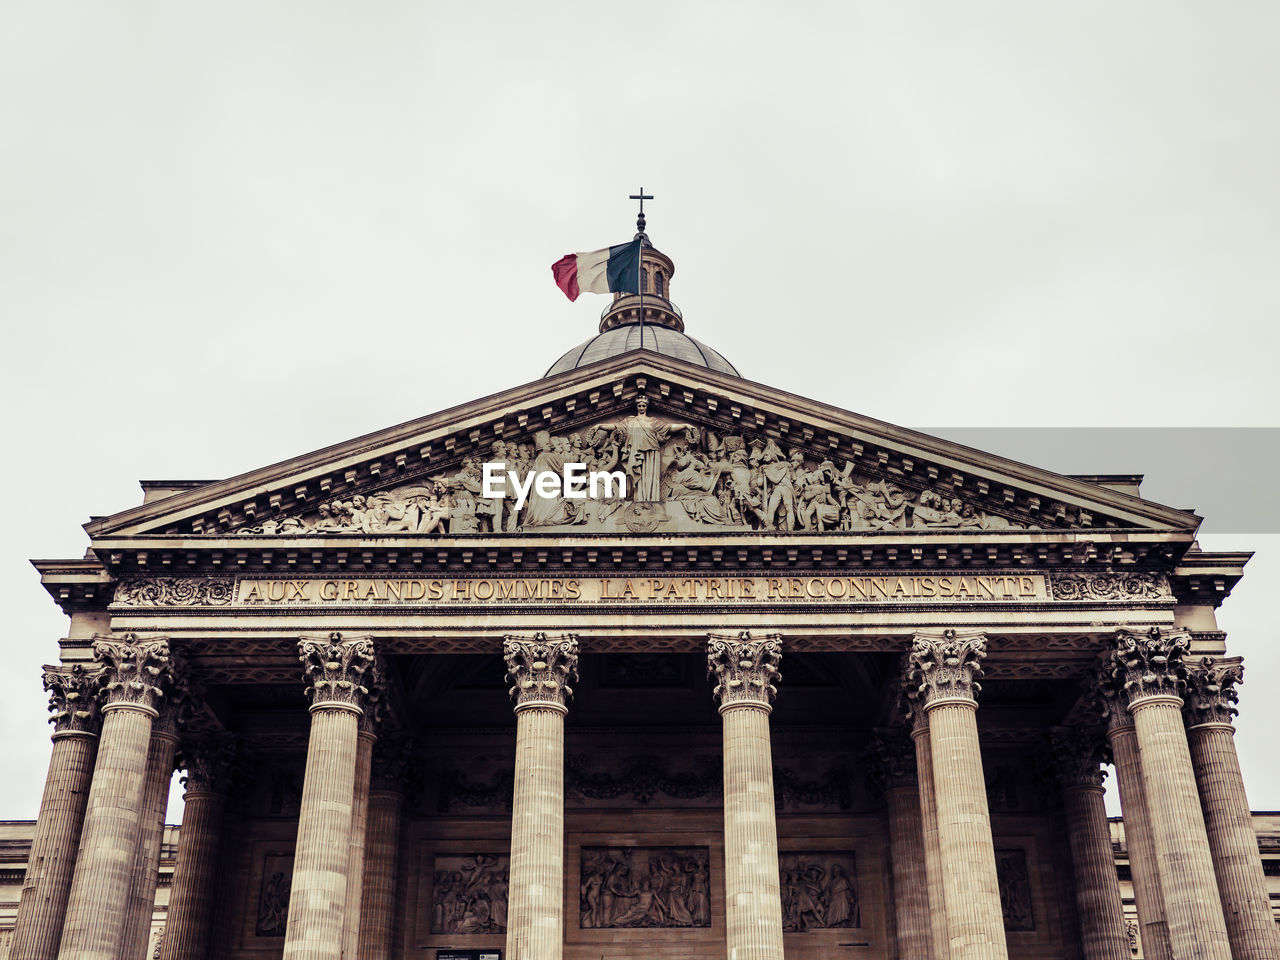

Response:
(82, 354), (1202, 539)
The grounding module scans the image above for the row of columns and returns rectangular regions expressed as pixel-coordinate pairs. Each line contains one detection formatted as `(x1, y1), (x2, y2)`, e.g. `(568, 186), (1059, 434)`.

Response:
(11, 627), (1277, 960)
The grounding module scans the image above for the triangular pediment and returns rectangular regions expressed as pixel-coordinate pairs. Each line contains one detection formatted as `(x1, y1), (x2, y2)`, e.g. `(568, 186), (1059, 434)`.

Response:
(86, 352), (1200, 541)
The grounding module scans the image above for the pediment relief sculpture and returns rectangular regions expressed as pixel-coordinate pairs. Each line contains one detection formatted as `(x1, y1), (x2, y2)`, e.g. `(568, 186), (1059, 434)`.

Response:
(234, 400), (1056, 537)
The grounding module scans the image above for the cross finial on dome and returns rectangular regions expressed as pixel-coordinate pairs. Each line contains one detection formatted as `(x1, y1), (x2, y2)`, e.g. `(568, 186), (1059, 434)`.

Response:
(629, 187), (653, 240)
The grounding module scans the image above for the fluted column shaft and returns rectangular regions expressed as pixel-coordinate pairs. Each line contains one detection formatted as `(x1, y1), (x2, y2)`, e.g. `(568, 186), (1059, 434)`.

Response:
(1186, 721), (1280, 959)
(120, 729), (179, 960)
(284, 706), (360, 960)
(57, 704), (158, 960)
(911, 725), (950, 960)
(357, 789), (404, 960)
(340, 731), (375, 960)
(284, 634), (377, 960)
(1129, 695), (1231, 959)
(1105, 721), (1170, 960)
(506, 705), (567, 960)
(927, 700), (1008, 960)
(10, 729), (99, 960)
(720, 703), (785, 960)
(885, 781), (933, 960)
(1061, 783), (1129, 960)
(158, 787), (226, 960)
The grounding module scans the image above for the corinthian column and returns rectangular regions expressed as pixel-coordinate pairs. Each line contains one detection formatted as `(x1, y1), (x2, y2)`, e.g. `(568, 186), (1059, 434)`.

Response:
(159, 735), (237, 960)
(873, 729), (933, 960)
(904, 630), (1007, 960)
(358, 738), (410, 960)
(1098, 678), (1171, 960)
(283, 634), (377, 960)
(1048, 729), (1129, 960)
(707, 631), (784, 960)
(1183, 656), (1280, 960)
(503, 633), (578, 960)
(57, 635), (175, 960)
(11, 665), (103, 960)
(1106, 628), (1231, 960)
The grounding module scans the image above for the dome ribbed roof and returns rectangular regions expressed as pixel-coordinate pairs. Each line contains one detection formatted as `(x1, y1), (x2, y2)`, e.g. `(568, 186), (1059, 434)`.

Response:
(545, 324), (740, 377)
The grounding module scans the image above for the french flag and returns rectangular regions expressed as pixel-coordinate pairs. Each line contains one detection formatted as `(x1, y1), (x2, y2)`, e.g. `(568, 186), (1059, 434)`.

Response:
(551, 239), (642, 301)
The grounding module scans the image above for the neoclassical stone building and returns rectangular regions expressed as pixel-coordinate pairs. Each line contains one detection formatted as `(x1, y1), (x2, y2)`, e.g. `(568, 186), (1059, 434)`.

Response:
(14, 238), (1278, 960)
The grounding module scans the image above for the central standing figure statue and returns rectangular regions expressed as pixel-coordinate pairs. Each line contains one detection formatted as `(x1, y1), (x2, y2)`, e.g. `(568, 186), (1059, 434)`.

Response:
(591, 396), (699, 502)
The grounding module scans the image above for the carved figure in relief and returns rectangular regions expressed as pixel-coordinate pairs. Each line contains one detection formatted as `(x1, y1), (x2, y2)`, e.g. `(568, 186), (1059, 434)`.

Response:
(591, 396), (699, 502)
(579, 847), (711, 929)
(239, 402), (1057, 535)
(430, 854), (509, 934)
(778, 853), (859, 932)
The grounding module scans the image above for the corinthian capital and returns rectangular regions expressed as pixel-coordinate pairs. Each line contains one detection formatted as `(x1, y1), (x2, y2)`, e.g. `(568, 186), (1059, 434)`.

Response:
(707, 631), (782, 712)
(93, 633), (174, 713)
(904, 629), (987, 711)
(503, 633), (579, 712)
(869, 727), (917, 791)
(179, 733), (239, 794)
(1047, 727), (1109, 790)
(299, 633), (377, 712)
(1106, 627), (1190, 707)
(1184, 655), (1243, 727)
(42, 663), (104, 734)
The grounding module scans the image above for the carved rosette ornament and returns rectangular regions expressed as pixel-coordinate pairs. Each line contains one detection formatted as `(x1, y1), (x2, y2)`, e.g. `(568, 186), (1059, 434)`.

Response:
(93, 633), (174, 714)
(1106, 627), (1191, 708)
(179, 733), (239, 795)
(903, 629), (987, 712)
(42, 663), (104, 735)
(1183, 656), (1243, 728)
(503, 632), (579, 713)
(706, 631), (782, 713)
(298, 632), (377, 714)
(1047, 727), (1109, 791)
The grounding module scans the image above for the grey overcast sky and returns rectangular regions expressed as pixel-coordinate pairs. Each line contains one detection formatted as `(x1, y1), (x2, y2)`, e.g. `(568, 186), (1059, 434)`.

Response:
(2, 2), (1278, 822)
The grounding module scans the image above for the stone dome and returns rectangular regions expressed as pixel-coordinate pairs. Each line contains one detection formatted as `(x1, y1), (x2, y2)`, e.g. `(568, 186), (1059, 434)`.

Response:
(544, 234), (740, 378)
(546, 323), (740, 377)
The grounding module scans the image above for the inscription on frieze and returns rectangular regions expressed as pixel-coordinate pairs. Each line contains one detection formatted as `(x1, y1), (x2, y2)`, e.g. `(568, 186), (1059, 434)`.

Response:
(579, 847), (711, 929)
(213, 574), (1050, 606)
(779, 852), (859, 931)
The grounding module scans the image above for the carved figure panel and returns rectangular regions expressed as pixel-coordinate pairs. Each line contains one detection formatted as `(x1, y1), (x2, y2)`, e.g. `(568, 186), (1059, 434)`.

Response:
(579, 847), (711, 928)
(779, 852), (859, 932)
(995, 849), (1035, 931)
(430, 854), (509, 935)
(230, 401), (1046, 536)
(255, 855), (294, 937)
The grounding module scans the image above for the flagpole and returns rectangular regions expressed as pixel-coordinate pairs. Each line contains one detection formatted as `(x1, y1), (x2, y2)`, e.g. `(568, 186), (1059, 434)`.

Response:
(638, 233), (644, 352)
